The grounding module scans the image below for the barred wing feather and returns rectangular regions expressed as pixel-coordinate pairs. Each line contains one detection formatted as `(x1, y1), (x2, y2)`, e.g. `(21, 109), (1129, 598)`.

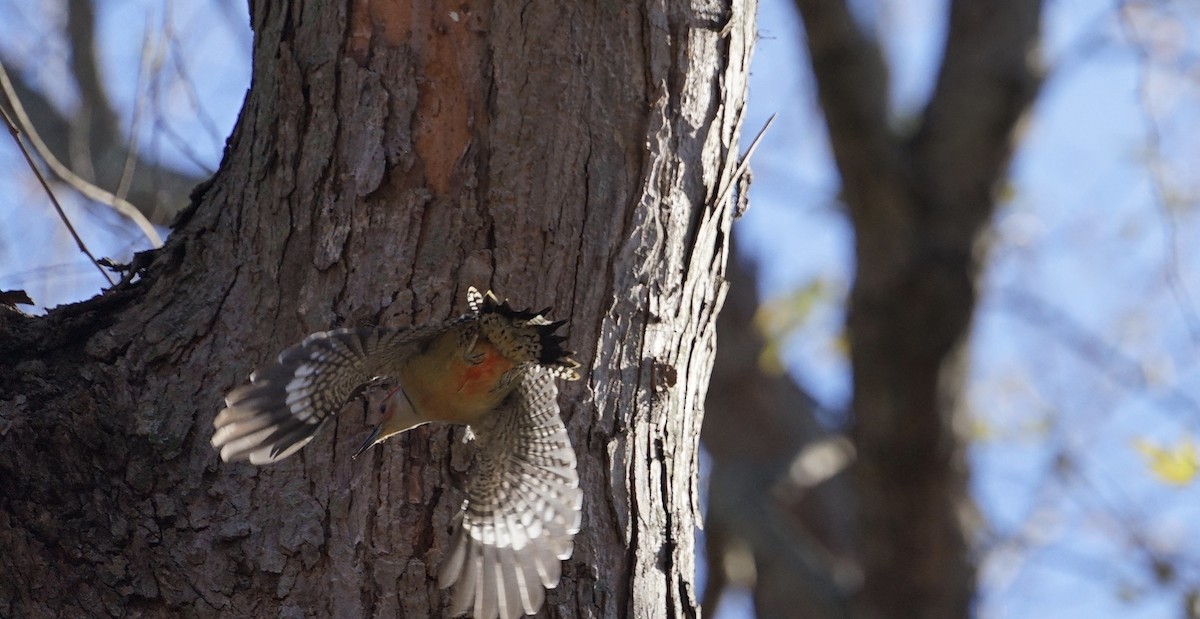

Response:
(211, 325), (445, 464)
(438, 365), (582, 619)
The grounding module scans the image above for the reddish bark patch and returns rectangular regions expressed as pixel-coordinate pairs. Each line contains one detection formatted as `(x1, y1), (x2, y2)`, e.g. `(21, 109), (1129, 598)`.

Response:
(348, 0), (481, 196)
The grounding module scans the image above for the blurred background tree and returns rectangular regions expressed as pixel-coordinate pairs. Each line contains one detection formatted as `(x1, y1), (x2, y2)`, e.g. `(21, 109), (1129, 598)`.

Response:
(2, 1), (1199, 618)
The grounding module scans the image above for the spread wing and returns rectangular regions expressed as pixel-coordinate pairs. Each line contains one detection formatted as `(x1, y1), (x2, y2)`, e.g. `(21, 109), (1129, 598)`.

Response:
(438, 365), (582, 619)
(211, 323), (451, 464)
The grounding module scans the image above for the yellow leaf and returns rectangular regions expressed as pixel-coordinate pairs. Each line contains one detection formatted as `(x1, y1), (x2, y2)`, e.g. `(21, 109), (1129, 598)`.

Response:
(1133, 436), (1200, 485)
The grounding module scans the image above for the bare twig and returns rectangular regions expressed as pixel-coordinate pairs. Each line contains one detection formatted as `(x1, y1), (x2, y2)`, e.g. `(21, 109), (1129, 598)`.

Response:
(715, 113), (776, 208)
(114, 12), (162, 206)
(996, 286), (1200, 416)
(165, 11), (228, 159)
(0, 50), (200, 224)
(0, 60), (162, 247)
(1117, 2), (1200, 344)
(0, 104), (114, 287)
(153, 120), (219, 174)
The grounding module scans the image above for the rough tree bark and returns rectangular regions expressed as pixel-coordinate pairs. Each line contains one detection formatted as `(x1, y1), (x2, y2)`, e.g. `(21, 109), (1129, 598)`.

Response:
(793, 0), (1043, 617)
(0, 0), (755, 617)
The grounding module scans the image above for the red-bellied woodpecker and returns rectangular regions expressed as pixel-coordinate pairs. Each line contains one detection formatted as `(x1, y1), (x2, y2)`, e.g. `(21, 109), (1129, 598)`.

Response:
(211, 287), (582, 619)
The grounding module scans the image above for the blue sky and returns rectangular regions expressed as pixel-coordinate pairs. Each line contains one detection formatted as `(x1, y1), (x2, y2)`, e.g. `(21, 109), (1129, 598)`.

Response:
(3, 1), (1199, 617)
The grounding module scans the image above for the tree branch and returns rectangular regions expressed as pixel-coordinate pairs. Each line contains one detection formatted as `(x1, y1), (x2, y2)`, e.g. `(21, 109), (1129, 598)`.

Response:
(792, 0), (912, 288)
(0, 104), (114, 286)
(912, 0), (1043, 243)
(66, 0), (120, 157)
(0, 61), (162, 248)
(791, 0), (891, 192)
(0, 0), (204, 225)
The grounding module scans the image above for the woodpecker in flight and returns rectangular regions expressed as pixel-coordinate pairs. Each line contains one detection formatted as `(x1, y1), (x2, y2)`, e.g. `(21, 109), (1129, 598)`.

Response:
(210, 287), (582, 619)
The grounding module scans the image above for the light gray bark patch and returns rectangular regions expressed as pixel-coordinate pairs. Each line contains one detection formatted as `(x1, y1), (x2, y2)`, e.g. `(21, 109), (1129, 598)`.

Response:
(347, 68), (388, 198)
(313, 192), (351, 270)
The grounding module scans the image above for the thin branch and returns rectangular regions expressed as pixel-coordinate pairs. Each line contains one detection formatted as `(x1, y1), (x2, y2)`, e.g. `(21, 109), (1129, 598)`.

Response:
(114, 11), (163, 206)
(0, 104), (114, 287)
(1117, 1), (1200, 344)
(165, 13), (230, 158)
(0, 60), (163, 247)
(153, 118), (219, 175)
(714, 113), (776, 208)
(995, 286), (1200, 416)
(0, 1), (204, 225)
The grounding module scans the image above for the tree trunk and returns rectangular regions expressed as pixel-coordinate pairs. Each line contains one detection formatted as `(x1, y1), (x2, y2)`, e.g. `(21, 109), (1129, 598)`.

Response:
(0, 0), (755, 616)
(794, 0), (1042, 617)
(702, 251), (856, 619)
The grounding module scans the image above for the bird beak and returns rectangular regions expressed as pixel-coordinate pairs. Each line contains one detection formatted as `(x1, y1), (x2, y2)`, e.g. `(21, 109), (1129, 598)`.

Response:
(353, 386), (425, 459)
(353, 425), (382, 459)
